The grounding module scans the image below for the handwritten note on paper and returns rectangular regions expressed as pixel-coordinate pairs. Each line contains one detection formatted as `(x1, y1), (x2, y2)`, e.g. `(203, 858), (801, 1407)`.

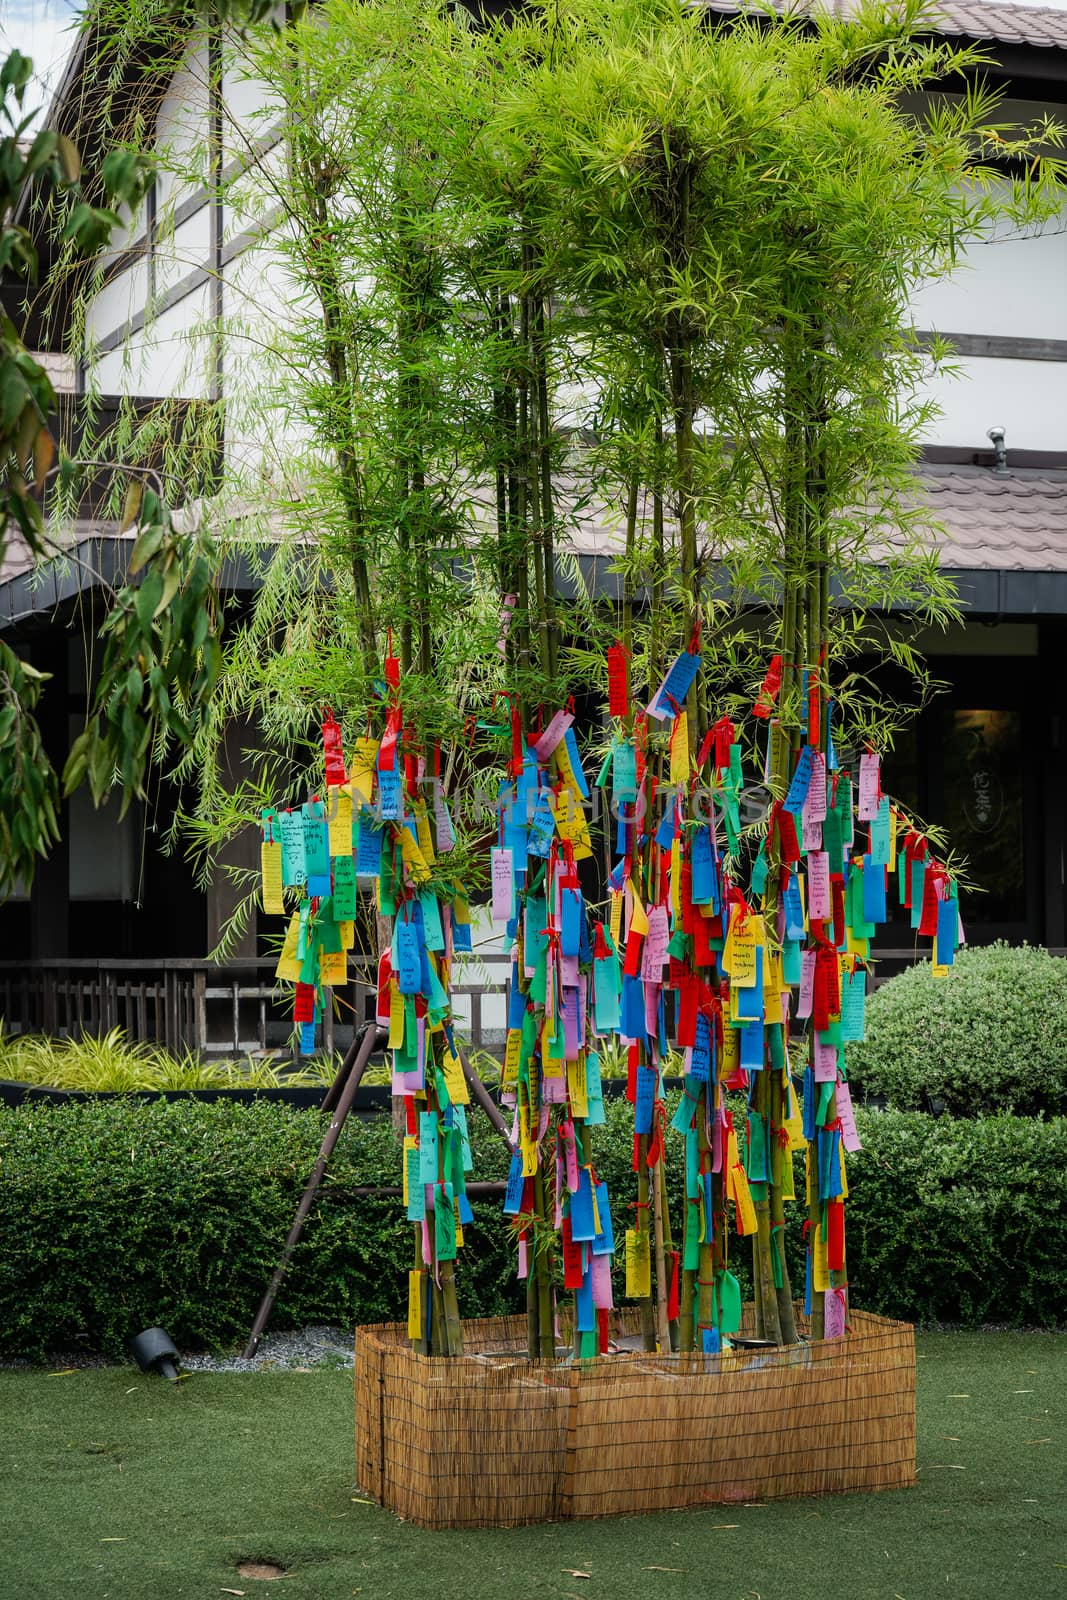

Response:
(807, 850), (831, 922)
(797, 948), (816, 1019)
(869, 795), (892, 865)
(349, 737), (378, 804)
(278, 809), (306, 886)
(805, 750), (828, 822)
(418, 1112), (438, 1186)
(302, 801), (330, 876)
(634, 1065), (656, 1135)
(435, 1185), (457, 1263)
(261, 841), (284, 915)
(490, 846), (513, 923)
(857, 752), (881, 821)
(802, 808), (823, 855)
(839, 966), (866, 1042)
(327, 786), (352, 857)
(531, 708), (574, 762)
(406, 1144), (424, 1220)
(824, 1287), (847, 1339)
(726, 914), (758, 987)
(355, 816), (383, 878)
(689, 1013), (712, 1081)
(378, 766), (402, 821)
(646, 650), (701, 721)
(784, 744), (816, 815)
(331, 854), (357, 920)
(395, 920), (422, 994)
(813, 1036), (839, 1082)
(835, 1080), (863, 1153)
(641, 905), (670, 981)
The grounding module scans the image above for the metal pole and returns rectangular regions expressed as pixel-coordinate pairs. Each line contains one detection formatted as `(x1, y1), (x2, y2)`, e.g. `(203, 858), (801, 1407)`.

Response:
(318, 1029), (363, 1116)
(241, 1022), (386, 1359)
(459, 1047), (515, 1152)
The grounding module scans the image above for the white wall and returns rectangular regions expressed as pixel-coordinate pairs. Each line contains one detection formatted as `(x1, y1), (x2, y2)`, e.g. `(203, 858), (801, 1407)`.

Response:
(155, 43), (211, 219)
(918, 354), (1067, 454)
(91, 283), (215, 400)
(912, 224), (1067, 344)
(78, 45), (1067, 453)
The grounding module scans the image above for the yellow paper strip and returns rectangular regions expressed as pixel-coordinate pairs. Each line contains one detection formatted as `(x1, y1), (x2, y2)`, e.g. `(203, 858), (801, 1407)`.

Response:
(327, 785), (353, 857)
(625, 1227), (651, 1298)
(274, 912), (302, 982)
(407, 1269), (423, 1340)
(261, 841), (284, 915)
(441, 1044), (469, 1105)
(350, 738), (378, 805)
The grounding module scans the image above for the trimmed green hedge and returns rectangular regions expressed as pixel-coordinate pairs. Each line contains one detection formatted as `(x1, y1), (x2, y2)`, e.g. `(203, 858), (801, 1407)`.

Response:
(844, 943), (1067, 1117)
(0, 1097), (1063, 1357)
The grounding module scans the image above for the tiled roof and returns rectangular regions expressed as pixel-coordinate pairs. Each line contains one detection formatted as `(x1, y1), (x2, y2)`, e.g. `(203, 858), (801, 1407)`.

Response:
(702, 1), (1067, 51)
(929, 2), (1067, 48)
(915, 463), (1067, 570)
(5, 468), (1067, 632)
(558, 463), (1067, 573)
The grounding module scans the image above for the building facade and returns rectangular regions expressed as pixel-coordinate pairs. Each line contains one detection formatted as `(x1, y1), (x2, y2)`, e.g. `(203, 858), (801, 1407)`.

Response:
(2, 0), (1066, 1048)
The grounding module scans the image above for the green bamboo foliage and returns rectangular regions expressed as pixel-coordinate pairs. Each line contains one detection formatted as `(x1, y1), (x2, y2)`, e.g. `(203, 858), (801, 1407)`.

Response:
(41, 0), (1066, 1351)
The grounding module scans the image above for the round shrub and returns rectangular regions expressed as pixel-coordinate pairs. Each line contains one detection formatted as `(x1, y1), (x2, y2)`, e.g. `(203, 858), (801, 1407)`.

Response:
(845, 942), (1067, 1116)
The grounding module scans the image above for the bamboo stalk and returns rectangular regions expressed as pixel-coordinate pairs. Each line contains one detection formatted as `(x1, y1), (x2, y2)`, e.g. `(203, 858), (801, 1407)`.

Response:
(532, 1166), (555, 1359)
(651, 1156), (671, 1352)
(636, 1138), (656, 1351)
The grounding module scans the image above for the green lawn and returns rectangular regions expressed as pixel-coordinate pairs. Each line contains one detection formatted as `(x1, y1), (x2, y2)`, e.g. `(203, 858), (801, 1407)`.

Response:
(0, 1333), (1062, 1600)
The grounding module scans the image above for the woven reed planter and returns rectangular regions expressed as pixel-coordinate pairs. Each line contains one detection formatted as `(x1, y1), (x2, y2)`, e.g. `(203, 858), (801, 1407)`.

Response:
(354, 1306), (916, 1528)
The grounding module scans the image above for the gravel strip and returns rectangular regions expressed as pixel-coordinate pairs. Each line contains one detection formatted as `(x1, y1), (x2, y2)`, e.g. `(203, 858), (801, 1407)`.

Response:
(181, 1325), (355, 1372)
(0, 1325), (356, 1373)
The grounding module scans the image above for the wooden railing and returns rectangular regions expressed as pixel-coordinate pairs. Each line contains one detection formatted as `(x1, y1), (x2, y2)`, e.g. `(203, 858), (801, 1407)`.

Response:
(2, 945), (1033, 1059)
(0, 953), (512, 1058)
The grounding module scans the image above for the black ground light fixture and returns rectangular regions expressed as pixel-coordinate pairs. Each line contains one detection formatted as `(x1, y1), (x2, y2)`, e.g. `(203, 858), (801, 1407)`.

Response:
(130, 1326), (181, 1382)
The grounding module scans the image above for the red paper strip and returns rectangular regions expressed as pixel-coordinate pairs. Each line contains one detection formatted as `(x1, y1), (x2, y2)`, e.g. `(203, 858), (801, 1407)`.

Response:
(563, 1237), (584, 1291)
(712, 716), (735, 771)
(667, 1251), (681, 1320)
(379, 705), (402, 771)
(322, 710), (346, 786)
(607, 640), (630, 718)
(627, 1043), (639, 1104)
(293, 982), (316, 1024)
(752, 655), (783, 719)
(623, 928), (644, 978)
(917, 865), (945, 938)
(826, 1198), (845, 1272)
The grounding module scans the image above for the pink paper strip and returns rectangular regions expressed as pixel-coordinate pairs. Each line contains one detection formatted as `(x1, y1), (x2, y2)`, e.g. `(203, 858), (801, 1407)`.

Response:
(857, 752), (880, 821)
(807, 851), (831, 921)
(589, 1251), (614, 1310)
(491, 847), (513, 922)
(813, 1038), (838, 1082)
(641, 905), (670, 980)
(531, 709), (574, 762)
(836, 1081), (863, 1153)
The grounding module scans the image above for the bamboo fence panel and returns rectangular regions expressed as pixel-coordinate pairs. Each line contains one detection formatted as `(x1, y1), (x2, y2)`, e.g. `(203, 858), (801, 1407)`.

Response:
(354, 1307), (915, 1529)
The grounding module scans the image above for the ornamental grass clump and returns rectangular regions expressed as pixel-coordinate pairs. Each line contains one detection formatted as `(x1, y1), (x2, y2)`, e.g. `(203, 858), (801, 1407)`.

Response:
(844, 942), (1067, 1117)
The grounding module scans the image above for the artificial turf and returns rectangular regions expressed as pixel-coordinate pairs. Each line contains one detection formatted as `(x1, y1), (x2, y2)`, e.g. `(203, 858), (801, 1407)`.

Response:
(0, 1332), (1062, 1600)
